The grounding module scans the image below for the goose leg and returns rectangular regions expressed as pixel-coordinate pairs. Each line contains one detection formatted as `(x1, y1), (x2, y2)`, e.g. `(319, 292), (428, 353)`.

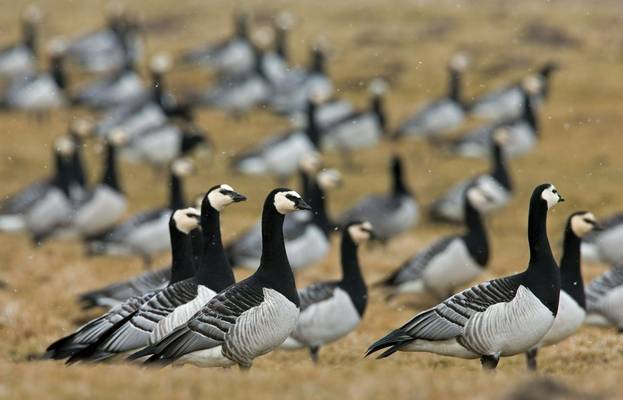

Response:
(480, 354), (499, 370)
(309, 346), (320, 363)
(525, 349), (538, 371)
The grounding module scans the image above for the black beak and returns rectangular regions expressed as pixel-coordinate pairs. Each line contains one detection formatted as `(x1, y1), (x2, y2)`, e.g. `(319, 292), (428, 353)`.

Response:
(364, 228), (377, 241)
(558, 194), (565, 202)
(590, 221), (603, 231)
(295, 198), (312, 211)
(231, 192), (247, 203)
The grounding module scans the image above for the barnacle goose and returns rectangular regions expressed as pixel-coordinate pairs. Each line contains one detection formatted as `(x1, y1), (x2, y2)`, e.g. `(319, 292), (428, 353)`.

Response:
(67, 185), (245, 363)
(1, 38), (69, 112)
(525, 211), (599, 370)
(470, 62), (558, 121)
(337, 156), (418, 242)
(227, 167), (340, 271)
(430, 128), (513, 223)
(393, 54), (469, 140)
(448, 76), (542, 159)
(585, 264), (623, 331)
(130, 189), (310, 368)
(0, 5), (41, 79)
(179, 12), (254, 77)
(281, 221), (373, 362)
(581, 212), (623, 265)
(366, 184), (564, 370)
(231, 93), (322, 180)
(43, 208), (201, 360)
(377, 186), (490, 300)
(85, 158), (194, 267)
(321, 79), (387, 155)
(259, 15), (294, 88)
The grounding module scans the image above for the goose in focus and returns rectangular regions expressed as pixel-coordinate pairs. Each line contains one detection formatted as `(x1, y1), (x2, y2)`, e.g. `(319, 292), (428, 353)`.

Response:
(231, 93), (322, 180)
(393, 54), (469, 140)
(320, 79), (387, 156)
(525, 211), (599, 370)
(366, 184), (564, 370)
(448, 76), (542, 159)
(430, 128), (513, 223)
(43, 208), (201, 361)
(281, 221), (373, 362)
(470, 62), (558, 121)
(0, 5), (41, 79)
(85, 158), (194, 267)
(130, 188), (310, 368)
(337, 156), (418, 242)
(1, 38), (69, 112)
(67, 185), (245, 363)
(227, 167), (340, 271)
(585, 265), (623, 331)
(581, 213), (623, 265)
(179, 12), (254, 77)
(377, 186), (490, 300)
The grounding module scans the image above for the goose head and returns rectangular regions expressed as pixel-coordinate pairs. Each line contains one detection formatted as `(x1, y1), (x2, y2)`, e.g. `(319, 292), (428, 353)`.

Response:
(205, 184), (247, 212)
(347, 221), (375, 245)
(54, 136), (75, 159)
(569, 211), (600, 238)
(539, 61), (559, 78)
(465, 185), (492, 211)
(299, 151), (323, 175)
(522, 75), (542, 95)
(149, 52), (172, 75)
(108, 128), (128, 147)
(171, 157), (195, 177)
(21, 5), (42, 51)
(492, 127), (511, 146)
(181, 131), (208, 156)
(70, 119), (94, 141)
(22, 5), (42, 24)
(538, 183), (564, 209)
(275, 11), (294, 31)
(317, 168), (343, 191)
(272, 189), (312, 214)
(449, 52), (470, 72)
(172, 207), (201, 234)
(369, 79), (387, 97)
(234, 11), (249, 39)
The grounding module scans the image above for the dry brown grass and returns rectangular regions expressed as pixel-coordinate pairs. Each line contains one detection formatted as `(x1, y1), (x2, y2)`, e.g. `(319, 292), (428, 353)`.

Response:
(1, 0), (623, 399)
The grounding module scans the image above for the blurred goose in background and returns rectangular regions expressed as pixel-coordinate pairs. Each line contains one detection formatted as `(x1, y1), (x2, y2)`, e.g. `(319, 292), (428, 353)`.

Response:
(0, 5), (41, 79)
(290, 98), (355, 131)
(337, 156), (418, 242)
(470, 62), (558, 121)
(430, 128), (513, 223)
(231, 93), (323, 180)
(1, 38), (69, 113)
(393, 53), (469, 140)
(581, 213), (623, 265)
(227, 167), (341, 271)
(377, 186), (490, 300)
(131, 188), (309, 368)
(0, 137), (73, 233)
(85, 158), (194, 267)
(44, 208), (201, 361)
(448, 76), (541, 159)
(66, 5), (143, 73)
(585, 264), (623, 330)
(281, 221), (373, 362)
(269, 41), (333, 115)
(321, 79), (387, 159)
(179, 12), (254, 77)
(67, 186), (245, 363)
(259, 13), (295, 88)
(366, 184), (564, 370)
(525, 211), (598, 370)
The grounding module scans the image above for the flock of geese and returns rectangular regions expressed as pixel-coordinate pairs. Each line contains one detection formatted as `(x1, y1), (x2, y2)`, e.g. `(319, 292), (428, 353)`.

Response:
(2, 5), (623, 373)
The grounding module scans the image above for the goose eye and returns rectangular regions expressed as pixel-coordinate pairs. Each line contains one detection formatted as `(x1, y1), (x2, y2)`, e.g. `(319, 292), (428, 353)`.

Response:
(552, 189), (557, 194)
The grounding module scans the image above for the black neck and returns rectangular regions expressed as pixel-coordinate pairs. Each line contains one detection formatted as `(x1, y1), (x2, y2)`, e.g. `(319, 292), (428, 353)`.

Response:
(252, 45), (265, 78)
(51, 55), (67, 90)
(168, 173), (185, 210)
(298, 169), (311, 202)
(152, 72), (165, 106)
(391, 160), (410, 196)
(522, 195), (560, 314)
(560, 225), (585, 309)
(490, 142), (512, 191)
(235, 17), (248, 39)
(275, 28), (288, 61)
(448, 68), (462, 104)
(168, 222), (197, 285)
(22, 22), (36, 54)
(539, 67), (553, 100)
(371, 95), (387, 132)
(54, 153), (72, 196)
(305, 101), (320, 148)
(255, 199), (299, 306)
(338, 232), (367, 316)
(71, 145), (87, 189)
(195, 201), (235, 292)
(522, 90), (538, 131)
(307, 179), (332, 236)
(100, 143), (122, 192)
(309, 49), (325, 74)
(462, 196), (489, 267)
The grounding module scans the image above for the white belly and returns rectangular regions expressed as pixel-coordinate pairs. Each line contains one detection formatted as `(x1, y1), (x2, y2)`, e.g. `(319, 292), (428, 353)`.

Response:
(176, 345), (234, 368)
(422, 240), (483, 296)
(538, 290), (585, 347)
(126, 213), (171, 255)
(8, 75), (65, 110)
(262, 133), (315, 177)
(285, 225), (330, 270)
(73, 186), (127, 235)
(322, 115), (381, 151)
(598, 286), (623, 328)
(593, 226), (623, 264)
(24, 189), (72, 235)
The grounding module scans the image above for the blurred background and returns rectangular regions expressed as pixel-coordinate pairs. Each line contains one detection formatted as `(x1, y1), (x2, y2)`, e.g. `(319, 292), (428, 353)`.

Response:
(1, 0), (623, 399)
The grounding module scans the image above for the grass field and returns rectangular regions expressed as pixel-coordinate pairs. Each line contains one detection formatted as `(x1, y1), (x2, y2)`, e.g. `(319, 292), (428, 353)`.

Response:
(1, 0), (623, 398)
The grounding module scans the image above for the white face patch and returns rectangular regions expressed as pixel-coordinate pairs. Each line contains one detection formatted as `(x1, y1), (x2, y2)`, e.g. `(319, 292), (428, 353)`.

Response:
(571, 212), (596, 237)
(541, 185), (562, 209)
(299, 152), (323, 174)
(450, 53), (469, 71)
(274, 190), (302, 215)
(172, 207), (200, 234)
(55, 136), (75, 156)
(207, 184), (237, 211)
(317, 168), (342, 191)
(492, 128), (510, 145)
(172, 158), (194, 176)
(466, 187), (489, 210)
(523, 75), (542, 95)
(348, 221), (373, 244)
(109, 129), (127, 146)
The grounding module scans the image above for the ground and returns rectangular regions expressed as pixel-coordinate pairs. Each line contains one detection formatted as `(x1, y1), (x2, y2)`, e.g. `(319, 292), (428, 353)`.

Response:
(1, 0), (623, 399)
